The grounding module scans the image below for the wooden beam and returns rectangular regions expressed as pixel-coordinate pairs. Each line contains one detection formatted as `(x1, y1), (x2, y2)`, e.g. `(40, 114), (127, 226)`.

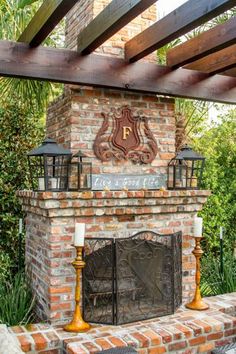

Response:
(18, 0), (79, 47)
(184, 44), (236, 74)
(222, 67), (236, 76)
(125, 0), (236, 62)
(0, 41), (235, 104)
(77, 0), (157, 54)
(167, 17), (236, 68)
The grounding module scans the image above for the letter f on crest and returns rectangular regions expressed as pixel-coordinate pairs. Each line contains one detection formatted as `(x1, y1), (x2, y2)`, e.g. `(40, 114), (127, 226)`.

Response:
(122, 126), (132, 140)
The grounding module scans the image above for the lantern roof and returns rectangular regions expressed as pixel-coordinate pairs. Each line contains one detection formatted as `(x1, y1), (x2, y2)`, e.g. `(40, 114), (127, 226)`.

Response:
(175, 145), (205, 161)
(28, 138), (72, 156)
(73, 150), (88, 158)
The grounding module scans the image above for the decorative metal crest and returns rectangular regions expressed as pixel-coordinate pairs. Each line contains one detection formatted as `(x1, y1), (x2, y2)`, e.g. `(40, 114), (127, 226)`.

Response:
(93, 107), (158, 164)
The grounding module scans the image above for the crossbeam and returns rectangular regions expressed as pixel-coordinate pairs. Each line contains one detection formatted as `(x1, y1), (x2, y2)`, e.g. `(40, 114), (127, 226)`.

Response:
(222, 67), (236, 77)
(0, 41), (235, 104)
(167, 17), (236, 68)
(125, 0), (236, 62)
(18, 0), (79, 47)
(184, 44), (236, 74)
(77, 0), (156, 54)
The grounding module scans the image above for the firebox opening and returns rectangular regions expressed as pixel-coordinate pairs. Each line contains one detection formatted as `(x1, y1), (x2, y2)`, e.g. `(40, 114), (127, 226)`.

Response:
(83, 231), (182, 325)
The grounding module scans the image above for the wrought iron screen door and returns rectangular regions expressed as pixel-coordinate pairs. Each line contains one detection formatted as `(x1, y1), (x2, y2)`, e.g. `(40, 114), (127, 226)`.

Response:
(83, 231), (182, 325)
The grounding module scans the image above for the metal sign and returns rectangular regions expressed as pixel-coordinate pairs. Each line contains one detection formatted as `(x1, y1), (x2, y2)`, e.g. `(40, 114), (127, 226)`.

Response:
(93, 107), (158, 164)
(92, 174), (166, 190)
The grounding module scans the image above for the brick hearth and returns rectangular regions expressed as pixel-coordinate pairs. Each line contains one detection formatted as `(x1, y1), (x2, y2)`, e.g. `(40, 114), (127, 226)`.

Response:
(7, 293), (236, 354)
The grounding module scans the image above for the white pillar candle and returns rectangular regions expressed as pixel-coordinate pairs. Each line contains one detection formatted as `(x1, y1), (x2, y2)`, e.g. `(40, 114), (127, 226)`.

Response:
(38, 177), (45, 191)
(193, 216), (203, 237)
(19, 218), (23, 234)
(220, 226), (223, 240)
(50, 177), (59, 189)
(74, 223), (85, 247)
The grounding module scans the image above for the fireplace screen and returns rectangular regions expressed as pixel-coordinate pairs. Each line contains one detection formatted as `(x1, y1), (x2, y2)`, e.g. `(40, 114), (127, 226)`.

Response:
(83, 231), (182, 325)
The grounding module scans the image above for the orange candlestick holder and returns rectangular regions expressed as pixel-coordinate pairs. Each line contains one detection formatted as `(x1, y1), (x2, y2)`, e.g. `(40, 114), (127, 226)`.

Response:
(186, 237), (209, 311)
(64, 246), (91, 332)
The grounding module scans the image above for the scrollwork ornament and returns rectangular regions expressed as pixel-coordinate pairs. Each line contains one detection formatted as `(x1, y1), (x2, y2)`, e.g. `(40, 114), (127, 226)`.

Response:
(93, 107), (158, 164)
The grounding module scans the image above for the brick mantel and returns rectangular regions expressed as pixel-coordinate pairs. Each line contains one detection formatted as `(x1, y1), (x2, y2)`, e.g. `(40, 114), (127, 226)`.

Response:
(18, 189), (210, 218)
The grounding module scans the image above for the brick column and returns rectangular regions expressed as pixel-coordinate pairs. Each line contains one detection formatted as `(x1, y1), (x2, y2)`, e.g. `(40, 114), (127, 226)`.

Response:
(65, 0), (157, 62)
(47, 92), (176, 175)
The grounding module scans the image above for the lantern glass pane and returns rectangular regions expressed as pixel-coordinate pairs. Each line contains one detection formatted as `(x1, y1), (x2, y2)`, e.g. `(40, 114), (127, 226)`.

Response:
(28, 156), (46, 190)
(68, 161), (92, 191)
(168, 160), (188, 189)
(168, 165), (174, 189)
(175, 163), (187, 189)
(45, 155), (70, 190)
(185, 160), (203, 189)
(68, 163), (79, 190)
(79, 162), (92, 190)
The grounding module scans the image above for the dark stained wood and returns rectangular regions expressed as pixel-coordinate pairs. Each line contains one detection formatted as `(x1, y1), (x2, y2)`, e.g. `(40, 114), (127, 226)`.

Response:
(18, 0), (79, 47)
(0, 40), (235, 104)
(77, 0), (157, 54)
(184, 44), (236, 74)
(125, 0), (236, 62)
(222, 67), (236, 77)
(167, 17), (236, 68)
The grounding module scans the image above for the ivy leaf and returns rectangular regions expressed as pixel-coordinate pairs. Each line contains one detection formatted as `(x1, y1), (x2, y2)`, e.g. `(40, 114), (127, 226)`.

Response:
(18, 0), (39, 9)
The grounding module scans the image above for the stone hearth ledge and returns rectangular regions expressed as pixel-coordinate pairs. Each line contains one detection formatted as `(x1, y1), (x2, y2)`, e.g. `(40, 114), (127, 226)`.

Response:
(7, 292), (236, 354)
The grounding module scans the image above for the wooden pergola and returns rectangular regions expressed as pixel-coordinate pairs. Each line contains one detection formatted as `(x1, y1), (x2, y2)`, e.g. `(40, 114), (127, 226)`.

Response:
(0, 0), (236, 104)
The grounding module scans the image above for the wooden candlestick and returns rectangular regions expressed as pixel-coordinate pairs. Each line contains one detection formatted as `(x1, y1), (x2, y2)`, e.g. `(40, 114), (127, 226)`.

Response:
(186, 237), (209, 311)
(64, 246), (91, 332)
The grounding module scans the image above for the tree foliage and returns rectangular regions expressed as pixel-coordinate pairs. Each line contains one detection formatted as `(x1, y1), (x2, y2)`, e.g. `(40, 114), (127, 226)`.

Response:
(0, 98), (44, 275)
(18, 0), (40, 8)
(0, 0), (63, 113)
(193, 109), (236, 252)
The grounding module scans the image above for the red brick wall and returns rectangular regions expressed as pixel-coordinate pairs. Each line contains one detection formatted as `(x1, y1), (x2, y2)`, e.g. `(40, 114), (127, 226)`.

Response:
(47, 89), (175, 176)
(65, 0), (94, 50)
(65, 0), (157, 62)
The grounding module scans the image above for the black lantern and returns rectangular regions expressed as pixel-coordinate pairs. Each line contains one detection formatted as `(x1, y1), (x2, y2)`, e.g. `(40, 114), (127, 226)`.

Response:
(168, 145), (205, 190)
(68, 151), (92, 191)
(27, 138), (72, 191)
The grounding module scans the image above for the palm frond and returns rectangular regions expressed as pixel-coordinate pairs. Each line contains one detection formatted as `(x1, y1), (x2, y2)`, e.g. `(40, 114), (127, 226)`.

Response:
(0, 0), (63, 112)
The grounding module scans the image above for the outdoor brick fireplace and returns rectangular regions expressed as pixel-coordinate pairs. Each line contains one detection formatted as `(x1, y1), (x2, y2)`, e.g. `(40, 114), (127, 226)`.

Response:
(18, 189), (210, 324)
(17, 0), (212, 325)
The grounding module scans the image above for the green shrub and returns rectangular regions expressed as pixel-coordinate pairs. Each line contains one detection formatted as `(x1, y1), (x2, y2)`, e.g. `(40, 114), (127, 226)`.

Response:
(0, 272), (35, 326)
(0, 251), (12, 283)
(201, 251), (236, 296)
(193, 111), (236, 252)
(0, 98), (44, 273)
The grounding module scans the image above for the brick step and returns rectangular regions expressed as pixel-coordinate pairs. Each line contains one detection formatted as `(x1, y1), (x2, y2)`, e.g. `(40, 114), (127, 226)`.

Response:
(6, 293), (236, 354)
